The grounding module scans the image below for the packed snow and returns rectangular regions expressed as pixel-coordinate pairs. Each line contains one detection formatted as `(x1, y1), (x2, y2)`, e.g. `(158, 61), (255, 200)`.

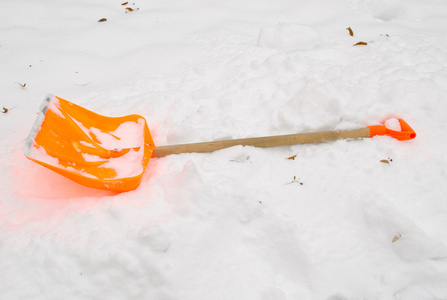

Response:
(384, 118), (401, 132)
(1, 0), (447, 299)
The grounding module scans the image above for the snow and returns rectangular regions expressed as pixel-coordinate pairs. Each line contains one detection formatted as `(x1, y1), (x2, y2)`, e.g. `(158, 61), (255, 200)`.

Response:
(1, 0), (447, 299)
(90, 119), (145, 150)
(101, 147), (144, 178)
(258, 23), (322, 52)
(75, 116), (147, 178)
(385, 118), (402, 131)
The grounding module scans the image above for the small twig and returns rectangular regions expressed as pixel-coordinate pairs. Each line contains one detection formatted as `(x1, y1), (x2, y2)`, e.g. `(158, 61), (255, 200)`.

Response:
(287, 176), (303, 185)
(15, 82), (26, 88)
(229, 156), (250, 163)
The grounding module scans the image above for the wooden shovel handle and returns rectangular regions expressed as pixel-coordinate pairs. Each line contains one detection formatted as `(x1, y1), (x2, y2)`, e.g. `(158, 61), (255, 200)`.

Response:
(152, 127), (370, 157)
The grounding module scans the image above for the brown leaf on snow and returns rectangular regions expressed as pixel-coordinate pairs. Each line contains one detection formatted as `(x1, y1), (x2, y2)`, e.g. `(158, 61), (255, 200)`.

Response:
(2, 107), (8, 113)
(98, 18), (107, 22)
(380, 157), (393, 164)
(354, 41), (368, 46)
(392, 233), (401, 243)
(121, 1), (128, 5)
(346, 27), (354, 36)
(125, 6), (139, 13)
(287, 154), (297, 160)
(15, 82), (26, 88)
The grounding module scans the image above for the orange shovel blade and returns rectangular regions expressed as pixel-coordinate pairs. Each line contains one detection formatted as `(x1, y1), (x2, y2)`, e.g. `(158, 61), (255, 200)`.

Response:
(24, 95), (155, 192)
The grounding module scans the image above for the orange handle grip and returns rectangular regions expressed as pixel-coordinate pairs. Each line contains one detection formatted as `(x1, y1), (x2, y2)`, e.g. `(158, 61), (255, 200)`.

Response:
(368, 119), (416, 141)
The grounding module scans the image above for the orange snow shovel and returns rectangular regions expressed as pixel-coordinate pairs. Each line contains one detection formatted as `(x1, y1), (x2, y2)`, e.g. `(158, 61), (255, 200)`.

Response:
(24, 95), (416, 192)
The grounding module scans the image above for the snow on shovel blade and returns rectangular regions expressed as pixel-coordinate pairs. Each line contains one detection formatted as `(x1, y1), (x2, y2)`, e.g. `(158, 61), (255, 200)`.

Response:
(24, 95), (155, 192)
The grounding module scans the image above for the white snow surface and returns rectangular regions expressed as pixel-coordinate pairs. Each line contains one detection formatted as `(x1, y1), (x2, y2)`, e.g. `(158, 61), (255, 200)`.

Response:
(1, 0), (447, 299)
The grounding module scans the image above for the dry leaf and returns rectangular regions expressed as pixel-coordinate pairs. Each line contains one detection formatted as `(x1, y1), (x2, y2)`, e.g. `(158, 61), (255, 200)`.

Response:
(287, 154), (297, 160)
(380, 157), (393, 164)
(16, 82), (26, 88)
(2, 107), (8, 113)
(287, 176), (303, 185)
(125, 6), (139, 12)
(392, 233), (401, 243)
(346, 27), (354, 36)
(98, 18), (107, 22)
(121, 1), (128, 5)
(354, 41), (367, 46)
